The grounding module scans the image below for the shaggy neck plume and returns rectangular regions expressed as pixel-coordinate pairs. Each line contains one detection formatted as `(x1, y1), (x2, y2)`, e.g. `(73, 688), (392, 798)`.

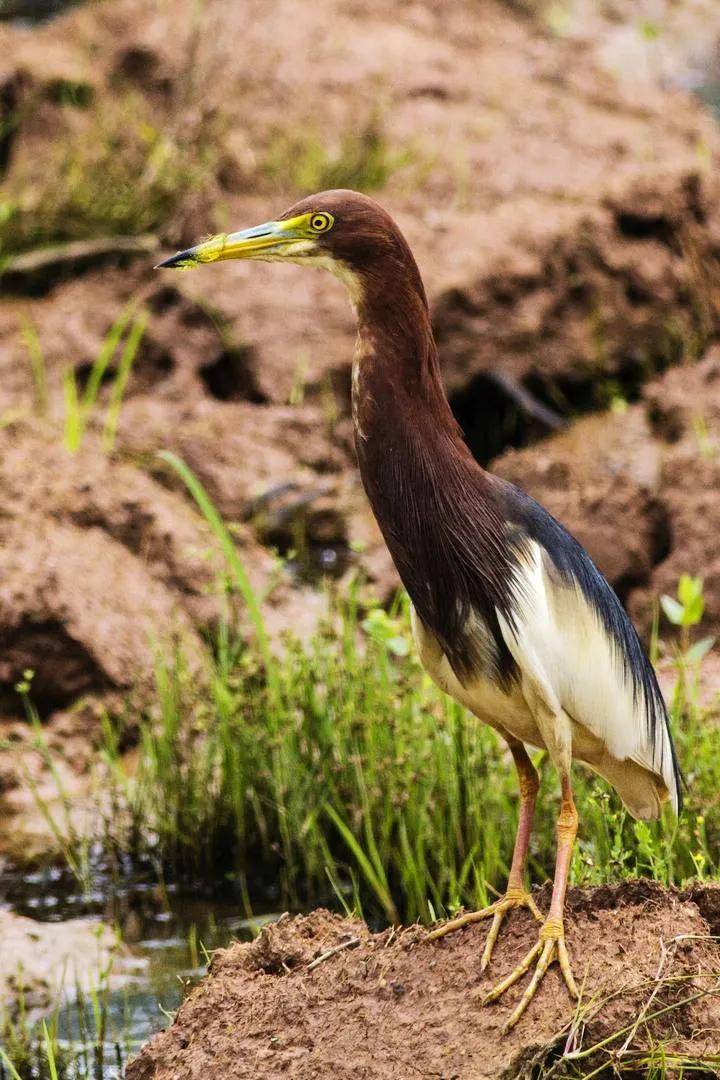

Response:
(351, 264), (461, 444)
(347, 251), (516, 684)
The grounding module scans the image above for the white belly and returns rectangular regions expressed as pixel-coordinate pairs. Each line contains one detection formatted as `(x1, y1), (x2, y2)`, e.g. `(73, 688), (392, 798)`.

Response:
(410, 605), (544, 748)
(410, 543), (674, 823)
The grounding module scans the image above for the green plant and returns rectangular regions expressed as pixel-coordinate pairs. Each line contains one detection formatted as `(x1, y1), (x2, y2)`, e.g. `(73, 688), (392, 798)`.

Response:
(101, 308), (148, 451)
(0, 91), (221, 258)
(263, 115), (414, 194)
(692, 413), (716, 458)
(0, 954), (122, 1080)
(661, 573), (706, 635)
(661, 574), (715, 716)
(12, 673), (92, 890)
(159, 450), (276, 689)
(20, 318), (48, 418)
(23, 462), (704, 927)
(19, 305), (146, 454)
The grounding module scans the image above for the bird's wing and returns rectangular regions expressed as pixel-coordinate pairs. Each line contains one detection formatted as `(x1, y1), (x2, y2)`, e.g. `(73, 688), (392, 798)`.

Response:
(496, 486), (681, 816)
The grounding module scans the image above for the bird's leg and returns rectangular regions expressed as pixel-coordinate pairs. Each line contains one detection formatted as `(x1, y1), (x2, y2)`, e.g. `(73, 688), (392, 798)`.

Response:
(484, 772), (579, 1031)
(426, 740), (543, 966)
(477, 741), (544, 969)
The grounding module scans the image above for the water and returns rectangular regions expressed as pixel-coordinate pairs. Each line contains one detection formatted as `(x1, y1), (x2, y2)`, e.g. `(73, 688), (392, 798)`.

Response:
(0, 861), (284, 1077)
(696, 82), (720, 123)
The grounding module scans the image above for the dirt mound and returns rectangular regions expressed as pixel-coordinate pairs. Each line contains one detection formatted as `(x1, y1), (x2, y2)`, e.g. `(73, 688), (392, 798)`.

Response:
(4, 0), (719, 406)
(0, 426), (215, 710)
(0, 424), (296, 849)
(626, 349), (720, 639)
(127, 882), (720, 1080)
(435, 171), (720, 411)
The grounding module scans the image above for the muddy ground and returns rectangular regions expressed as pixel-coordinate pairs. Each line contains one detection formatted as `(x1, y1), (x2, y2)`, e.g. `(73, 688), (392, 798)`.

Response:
(0, 907), (119, 1014)
(127, 881), (720, 1080)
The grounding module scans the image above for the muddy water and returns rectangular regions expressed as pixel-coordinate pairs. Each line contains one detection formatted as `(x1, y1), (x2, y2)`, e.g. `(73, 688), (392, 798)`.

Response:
(697, 82), (720, 121)
(1, 863), (283, 1077)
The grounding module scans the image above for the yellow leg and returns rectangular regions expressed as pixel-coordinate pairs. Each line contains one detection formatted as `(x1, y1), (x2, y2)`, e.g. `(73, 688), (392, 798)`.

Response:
(484, 772), (579, 1032)
(427, 741), (543, 971)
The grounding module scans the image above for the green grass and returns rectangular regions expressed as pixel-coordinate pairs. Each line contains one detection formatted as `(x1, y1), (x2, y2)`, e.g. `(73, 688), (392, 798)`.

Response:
(94, 591), (718, 925)
(0, 90), (221, 259)
(17, 305), (147, 453)
(0, 962), (125, 1080)
(262, 114), (415, 195)
(74, 461), (718, 926)
(6, 461), (720, 1077)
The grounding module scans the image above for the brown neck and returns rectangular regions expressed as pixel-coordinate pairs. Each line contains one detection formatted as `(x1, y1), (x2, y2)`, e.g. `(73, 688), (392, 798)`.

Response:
(351, 272), (462, 448)
(348, 257), (516, 685)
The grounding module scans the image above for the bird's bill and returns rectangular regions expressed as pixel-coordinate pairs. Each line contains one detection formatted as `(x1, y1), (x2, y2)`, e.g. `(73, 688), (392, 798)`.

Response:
(154, 215), (314, 270)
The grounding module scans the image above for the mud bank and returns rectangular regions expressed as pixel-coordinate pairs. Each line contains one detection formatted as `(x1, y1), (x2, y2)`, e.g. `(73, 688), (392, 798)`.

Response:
(127, 881), (720, 1080)
(0, 908), (118, 1014)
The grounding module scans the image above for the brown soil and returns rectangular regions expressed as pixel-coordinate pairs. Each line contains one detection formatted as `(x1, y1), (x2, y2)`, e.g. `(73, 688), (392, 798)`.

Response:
(0, 0), (718, 620)
(628, 348), (720, 639)
(127, 881), (720, 1080)
(0, 907), (119, 1013)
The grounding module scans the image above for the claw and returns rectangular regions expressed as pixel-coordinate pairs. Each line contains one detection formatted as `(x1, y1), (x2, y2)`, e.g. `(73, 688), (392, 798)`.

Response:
(483, 919), (578, 1032)
(426, 889), (544, 973)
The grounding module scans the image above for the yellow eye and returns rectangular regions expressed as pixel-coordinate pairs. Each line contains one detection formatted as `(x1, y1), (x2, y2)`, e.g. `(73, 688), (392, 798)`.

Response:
(310, 212), (333, 233)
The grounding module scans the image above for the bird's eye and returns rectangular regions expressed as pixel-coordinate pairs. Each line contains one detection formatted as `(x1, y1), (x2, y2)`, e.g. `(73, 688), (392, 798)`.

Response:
(310, 212), (333, 233)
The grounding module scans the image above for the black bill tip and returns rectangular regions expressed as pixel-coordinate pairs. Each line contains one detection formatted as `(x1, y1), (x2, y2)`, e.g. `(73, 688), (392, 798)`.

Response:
(154, 248), (198, 270)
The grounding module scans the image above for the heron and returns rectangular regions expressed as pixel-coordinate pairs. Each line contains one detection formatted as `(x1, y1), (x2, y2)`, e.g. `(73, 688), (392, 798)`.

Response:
(156, 190), (682, 1030)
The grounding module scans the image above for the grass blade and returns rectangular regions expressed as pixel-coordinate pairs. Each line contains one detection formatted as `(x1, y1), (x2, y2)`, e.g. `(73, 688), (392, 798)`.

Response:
(82, 301), (137, 414)
(325, 802), (398, 923)
(102, 309), (147, 451)
(42, 1021), (59, 1080)
(20, 317), (48, 417)
(158, 451), (278, 695)
(0, 1047), (24, 1080)
(63, 367), (82, 452)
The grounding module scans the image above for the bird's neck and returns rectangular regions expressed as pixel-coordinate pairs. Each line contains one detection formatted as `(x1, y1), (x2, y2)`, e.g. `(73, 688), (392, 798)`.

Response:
(349, 268), (488, 561)
(351, 278), (462, 448)
(347, 264), (512, 683)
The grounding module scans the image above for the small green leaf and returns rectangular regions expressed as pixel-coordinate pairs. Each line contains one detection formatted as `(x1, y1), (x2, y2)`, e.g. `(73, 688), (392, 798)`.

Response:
(387, 636), (410, 657)
(660, 595), (684, 626)
(682, 592), (705, 628)
(685, 636), (715, 664)
(678, 573), (702, 608)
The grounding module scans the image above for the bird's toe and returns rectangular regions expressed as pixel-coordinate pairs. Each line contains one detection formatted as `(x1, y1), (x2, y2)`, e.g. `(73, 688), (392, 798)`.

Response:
(483, 918), (577, 1032)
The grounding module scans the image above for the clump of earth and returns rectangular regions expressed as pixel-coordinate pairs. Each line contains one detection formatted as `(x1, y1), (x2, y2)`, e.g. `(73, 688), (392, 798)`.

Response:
(127, 881), (720, 1079)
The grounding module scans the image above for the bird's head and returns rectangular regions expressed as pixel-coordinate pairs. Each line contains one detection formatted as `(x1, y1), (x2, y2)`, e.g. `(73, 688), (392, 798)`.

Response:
(155, 189), (423, 308)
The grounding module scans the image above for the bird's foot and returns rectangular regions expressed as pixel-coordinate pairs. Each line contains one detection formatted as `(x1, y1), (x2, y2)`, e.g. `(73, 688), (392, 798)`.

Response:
(426, 887), (543, 971)
(483, 917), (578, 1032)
